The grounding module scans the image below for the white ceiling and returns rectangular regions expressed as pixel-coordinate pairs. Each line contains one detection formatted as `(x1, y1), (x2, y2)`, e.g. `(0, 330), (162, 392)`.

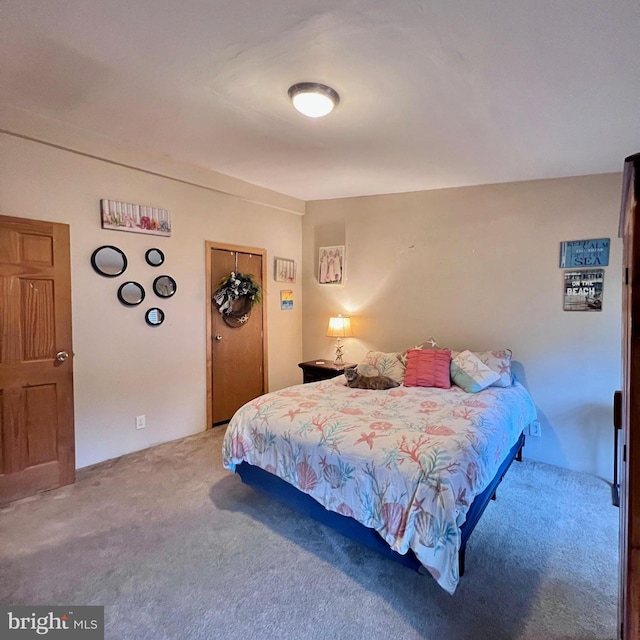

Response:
(1, 0), (639, 201)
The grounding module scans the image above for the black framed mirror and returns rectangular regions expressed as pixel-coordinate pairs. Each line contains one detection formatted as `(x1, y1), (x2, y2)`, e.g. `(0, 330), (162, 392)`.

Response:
(117, 281), (145, 306)
(145, 248), (165, 267)
(91, 245), (127, 277)
(145, 307), (165, 326)
(153, 275), (177, 298)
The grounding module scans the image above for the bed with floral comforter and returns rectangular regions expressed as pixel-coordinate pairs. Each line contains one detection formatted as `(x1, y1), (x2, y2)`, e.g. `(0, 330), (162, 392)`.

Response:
(222, 377), (536, 594)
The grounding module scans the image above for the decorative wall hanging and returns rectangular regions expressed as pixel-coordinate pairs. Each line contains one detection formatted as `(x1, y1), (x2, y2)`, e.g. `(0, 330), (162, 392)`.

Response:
(145, 308), (165, 326)
(559, 238), (610, 268)
(213, 271), (262, 328)
(91, 245), (127, 277)
(101, 199), (171, 237)
(117, 281), (145, 307)
(280, 290), (293, 310)
(153, 275), (177, 298)
(318, 245), (345, 285)
(145, 248), (165, 267)
(274, 257), (296, 283)
(563, 269), (604, 311)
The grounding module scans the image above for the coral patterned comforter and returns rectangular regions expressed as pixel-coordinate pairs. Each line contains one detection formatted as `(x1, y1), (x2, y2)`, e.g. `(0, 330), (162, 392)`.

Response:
(222, 378), (537, 593)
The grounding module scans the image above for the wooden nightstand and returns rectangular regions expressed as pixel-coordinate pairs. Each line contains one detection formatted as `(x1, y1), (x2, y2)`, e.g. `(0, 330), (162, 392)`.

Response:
(298, 360), (355, 384)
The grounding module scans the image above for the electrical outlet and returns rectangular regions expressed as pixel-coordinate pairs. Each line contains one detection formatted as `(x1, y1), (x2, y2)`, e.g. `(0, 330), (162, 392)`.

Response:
(529, 421), (541, 437)
(136, 415), (146, 430)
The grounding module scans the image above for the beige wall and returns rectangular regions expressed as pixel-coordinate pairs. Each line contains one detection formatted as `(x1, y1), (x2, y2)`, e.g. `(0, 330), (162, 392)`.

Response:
(0, 133), (303, 468)
(1, 129), (623, 480)
(303, 174), (623, 479)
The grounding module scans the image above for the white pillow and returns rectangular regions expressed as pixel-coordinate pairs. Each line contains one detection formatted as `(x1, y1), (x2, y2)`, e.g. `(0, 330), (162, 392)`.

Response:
(450, 350), (500, 393)
(357, 350), (405, 384)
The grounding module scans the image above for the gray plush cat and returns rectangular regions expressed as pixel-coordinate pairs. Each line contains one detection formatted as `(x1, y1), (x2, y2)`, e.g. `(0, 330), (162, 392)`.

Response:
(344, 365), (400, 390)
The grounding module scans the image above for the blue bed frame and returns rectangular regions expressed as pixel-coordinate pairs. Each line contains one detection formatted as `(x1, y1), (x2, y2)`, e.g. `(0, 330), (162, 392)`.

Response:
(236, 431), (526, 578)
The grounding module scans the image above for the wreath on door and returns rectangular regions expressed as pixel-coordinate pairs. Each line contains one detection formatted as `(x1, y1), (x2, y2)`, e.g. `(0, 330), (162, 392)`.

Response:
(213, 272), (262, 328)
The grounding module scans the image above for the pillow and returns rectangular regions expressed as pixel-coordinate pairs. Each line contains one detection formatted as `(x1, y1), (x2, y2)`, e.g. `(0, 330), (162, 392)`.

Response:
(450, 349), (513, 387)
(403, 349), (452, 389)
(399, 337), (440, 366)
(357, 351), (405, 384)
(450, 350), (500, 393)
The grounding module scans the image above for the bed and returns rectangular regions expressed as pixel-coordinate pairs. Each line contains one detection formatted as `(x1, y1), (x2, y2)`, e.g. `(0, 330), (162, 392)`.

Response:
(222, 358), (536, 594)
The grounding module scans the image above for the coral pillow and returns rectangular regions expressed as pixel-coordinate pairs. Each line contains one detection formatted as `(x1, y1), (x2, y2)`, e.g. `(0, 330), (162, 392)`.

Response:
(403, 348), (452, 389)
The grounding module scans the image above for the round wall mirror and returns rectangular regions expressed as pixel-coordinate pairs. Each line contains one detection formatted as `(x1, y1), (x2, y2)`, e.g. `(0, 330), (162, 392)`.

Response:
(117, 281), (145, 306)
(145, 248), (165, 267)
(145, 307), (165, 326)
(91, 246), (127, 277)
(153, 275), (177, 298)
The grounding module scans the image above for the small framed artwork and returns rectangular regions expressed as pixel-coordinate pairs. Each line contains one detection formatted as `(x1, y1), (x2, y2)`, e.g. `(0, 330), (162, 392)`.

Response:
(101, 199), (171, 237)
(280, 290), (293, 310)
(274, 257), (296, 283)
(563, 269), (604, 311)
(559, 238), (610, 268)
(318, 245), (345, 285)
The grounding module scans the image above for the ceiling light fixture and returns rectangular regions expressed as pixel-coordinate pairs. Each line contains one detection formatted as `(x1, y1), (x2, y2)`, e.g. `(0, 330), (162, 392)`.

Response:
(288, 82), (340, 118)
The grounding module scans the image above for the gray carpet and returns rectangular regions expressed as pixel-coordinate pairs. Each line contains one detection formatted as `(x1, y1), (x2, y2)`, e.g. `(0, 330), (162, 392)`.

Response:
(0, 428), (618, 640)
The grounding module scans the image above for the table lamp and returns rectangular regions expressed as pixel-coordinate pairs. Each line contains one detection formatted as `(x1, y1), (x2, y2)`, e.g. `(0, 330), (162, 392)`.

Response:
(326, 314), (353, 364)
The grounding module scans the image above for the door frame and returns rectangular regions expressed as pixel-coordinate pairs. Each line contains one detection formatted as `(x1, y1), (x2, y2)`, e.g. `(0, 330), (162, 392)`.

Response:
(205, 241), (268, 429)
(619, 153), (640, 640)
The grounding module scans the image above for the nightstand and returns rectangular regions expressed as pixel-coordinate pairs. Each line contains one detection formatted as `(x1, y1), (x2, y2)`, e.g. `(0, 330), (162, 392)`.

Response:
(298, 360), (355, 384)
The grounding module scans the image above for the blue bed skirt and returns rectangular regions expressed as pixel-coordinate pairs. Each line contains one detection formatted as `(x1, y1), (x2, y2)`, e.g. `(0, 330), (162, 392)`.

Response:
(235, 431), (526, 575)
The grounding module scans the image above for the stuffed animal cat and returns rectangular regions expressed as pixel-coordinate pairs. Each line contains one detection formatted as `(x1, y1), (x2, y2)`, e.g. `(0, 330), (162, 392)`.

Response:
(344, 365), (400, 390)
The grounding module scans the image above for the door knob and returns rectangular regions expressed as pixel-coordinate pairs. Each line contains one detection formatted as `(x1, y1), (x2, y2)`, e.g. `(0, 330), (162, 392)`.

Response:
(215, 335), (223, 341)
(56, 351), (69, 362)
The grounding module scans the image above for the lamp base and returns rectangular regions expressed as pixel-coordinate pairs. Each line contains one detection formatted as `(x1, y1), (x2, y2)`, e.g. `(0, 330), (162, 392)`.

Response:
(334, 340), (345, 365)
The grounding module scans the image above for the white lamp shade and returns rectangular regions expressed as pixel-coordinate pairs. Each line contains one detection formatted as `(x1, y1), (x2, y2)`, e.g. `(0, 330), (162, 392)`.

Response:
(326, 315), (353, 337)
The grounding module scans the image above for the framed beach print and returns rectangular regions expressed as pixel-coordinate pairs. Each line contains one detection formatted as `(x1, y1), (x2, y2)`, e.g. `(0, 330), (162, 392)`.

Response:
(318, 245), (345, 285)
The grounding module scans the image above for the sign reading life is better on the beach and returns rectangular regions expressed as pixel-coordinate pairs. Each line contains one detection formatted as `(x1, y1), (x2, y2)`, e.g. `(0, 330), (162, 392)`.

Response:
(559, 238), (610, 268)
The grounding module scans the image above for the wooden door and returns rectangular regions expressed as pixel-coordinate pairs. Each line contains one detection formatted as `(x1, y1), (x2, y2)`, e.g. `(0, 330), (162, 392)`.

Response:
(0, 215), (75, 504)
(619, 152), (640, 640)
(206, 243), (267, 426)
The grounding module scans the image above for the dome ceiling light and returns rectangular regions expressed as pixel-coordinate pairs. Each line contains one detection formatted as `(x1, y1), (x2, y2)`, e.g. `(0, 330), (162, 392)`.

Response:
(288, 82), (340, 118)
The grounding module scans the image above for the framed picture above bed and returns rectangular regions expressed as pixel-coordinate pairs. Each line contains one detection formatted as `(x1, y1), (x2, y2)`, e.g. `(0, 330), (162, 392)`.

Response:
(318, 245), (345, 285)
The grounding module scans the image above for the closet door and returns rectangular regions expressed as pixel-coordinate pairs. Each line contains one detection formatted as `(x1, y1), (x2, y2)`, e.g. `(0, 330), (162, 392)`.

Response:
(206, 242), (267, 427)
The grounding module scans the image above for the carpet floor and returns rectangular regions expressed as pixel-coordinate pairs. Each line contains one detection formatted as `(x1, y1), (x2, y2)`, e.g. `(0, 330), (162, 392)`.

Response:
(0, 428), (618, 640)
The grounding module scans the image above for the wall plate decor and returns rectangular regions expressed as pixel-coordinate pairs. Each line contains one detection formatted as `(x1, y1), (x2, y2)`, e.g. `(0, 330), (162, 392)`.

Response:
(117, 281), (145, 306)
(91, 245), (127, 277)
(318, 245), (345, 285)
(274, 257), (296, 283)
(101, 199), (171, 237)
(145, 308), (165, 326)
(153, 275), (177, 298)
(145, 248), (165, 267)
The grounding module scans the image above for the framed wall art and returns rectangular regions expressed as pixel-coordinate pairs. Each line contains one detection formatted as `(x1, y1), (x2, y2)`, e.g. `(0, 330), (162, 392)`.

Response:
(274, 257), (296, 283)
(318, 245), (345, 285)
(563, 269), (604, 311)
(101, 199), (171, 237)
(280, 290), (293, 310)
(559, 238), (610, 268)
